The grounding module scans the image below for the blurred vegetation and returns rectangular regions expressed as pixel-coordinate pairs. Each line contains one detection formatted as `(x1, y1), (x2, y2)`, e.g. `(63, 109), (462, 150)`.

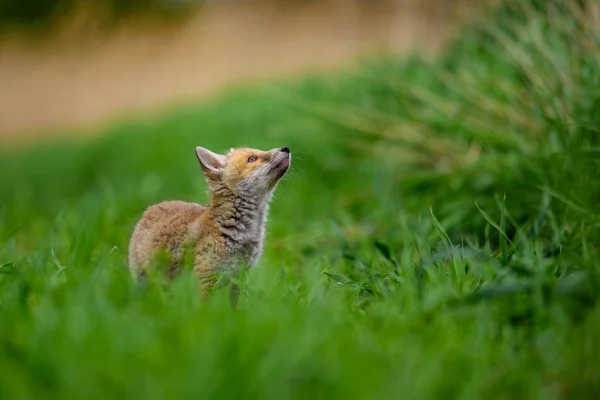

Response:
(0, 0), (197, 30)
(0, 0), (352, 31)
(1, 0), (599, 398)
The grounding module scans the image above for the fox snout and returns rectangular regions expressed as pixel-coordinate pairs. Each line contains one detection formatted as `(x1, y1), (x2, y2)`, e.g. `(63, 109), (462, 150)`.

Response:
(269, 146), (291, 158)
(270, 146), (291, 176)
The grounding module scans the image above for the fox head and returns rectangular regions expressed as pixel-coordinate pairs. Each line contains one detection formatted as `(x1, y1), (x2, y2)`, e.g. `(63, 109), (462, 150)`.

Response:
(195, 145), (291, 201)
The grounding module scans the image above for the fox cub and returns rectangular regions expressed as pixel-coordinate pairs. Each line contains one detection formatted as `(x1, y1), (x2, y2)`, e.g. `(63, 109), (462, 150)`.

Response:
(128, 145), (291, 295)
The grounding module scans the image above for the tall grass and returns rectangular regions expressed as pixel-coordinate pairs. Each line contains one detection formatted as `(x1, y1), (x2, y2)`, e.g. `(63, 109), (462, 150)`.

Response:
(0, 0), (599, 398)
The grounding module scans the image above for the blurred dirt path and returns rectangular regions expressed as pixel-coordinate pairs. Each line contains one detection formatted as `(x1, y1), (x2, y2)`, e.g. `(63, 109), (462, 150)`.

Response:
(0, 0), (476, 146)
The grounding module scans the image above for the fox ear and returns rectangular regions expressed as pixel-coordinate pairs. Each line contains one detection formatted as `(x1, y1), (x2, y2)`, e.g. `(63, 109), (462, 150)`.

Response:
(195, 147), (227, 176)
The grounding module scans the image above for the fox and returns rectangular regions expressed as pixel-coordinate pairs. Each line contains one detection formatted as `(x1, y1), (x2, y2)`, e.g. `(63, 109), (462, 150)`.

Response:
(128, 145), (291, 296)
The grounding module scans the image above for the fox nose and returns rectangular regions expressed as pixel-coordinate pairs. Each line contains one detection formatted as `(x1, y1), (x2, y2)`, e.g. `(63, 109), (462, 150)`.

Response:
(280, 146), (290, 153)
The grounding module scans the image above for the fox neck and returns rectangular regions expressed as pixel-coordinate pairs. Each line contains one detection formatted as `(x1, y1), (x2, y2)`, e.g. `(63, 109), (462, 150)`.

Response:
(208, 186), (272, 252)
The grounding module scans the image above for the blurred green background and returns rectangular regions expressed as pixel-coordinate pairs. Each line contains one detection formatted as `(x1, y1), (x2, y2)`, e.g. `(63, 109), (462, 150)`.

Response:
(1, 0), (599, 399)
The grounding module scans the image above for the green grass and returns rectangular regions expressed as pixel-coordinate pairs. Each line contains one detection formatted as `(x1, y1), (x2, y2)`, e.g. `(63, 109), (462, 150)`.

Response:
(1, 1), (599, 398)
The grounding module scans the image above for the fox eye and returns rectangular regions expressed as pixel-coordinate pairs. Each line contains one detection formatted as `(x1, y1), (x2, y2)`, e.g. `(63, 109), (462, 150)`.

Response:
(247, 156), (257, 163)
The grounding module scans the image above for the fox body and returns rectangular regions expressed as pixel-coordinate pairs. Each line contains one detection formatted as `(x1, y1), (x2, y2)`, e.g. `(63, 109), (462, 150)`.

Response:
(128, 145), (291, 294)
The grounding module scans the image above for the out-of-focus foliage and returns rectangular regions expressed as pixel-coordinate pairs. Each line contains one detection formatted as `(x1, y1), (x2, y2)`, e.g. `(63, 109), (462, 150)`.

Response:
(0, 0), (197, 30)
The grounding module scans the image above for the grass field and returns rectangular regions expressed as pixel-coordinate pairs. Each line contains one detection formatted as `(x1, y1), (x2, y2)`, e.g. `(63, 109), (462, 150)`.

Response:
(1, 1), (599, 399)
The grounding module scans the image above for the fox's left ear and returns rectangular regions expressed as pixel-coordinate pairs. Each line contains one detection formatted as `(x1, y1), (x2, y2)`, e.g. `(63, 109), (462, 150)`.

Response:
(195, 146), (228, 177)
